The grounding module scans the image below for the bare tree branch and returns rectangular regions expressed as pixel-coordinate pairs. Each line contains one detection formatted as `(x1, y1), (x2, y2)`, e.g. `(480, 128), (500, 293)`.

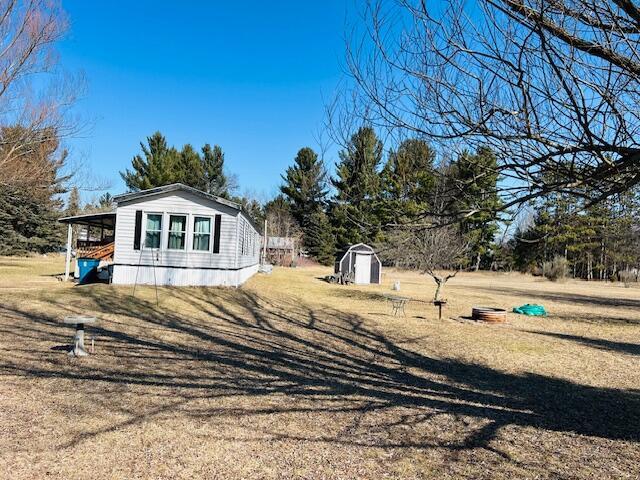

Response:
(337, 0), (640, 212)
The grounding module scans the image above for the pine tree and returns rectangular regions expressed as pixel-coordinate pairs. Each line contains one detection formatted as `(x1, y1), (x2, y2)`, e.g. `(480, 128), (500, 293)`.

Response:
(121, 133), (236, 196)
(98, 193), (114, 210)
(0, 126), (65, 255)
(120, 132), (180, 191)
(303, 210), (335, 265)
(202, 144), (230, 196)
(280, 147), (328, 223)
(280, 147), (334, 261)
(452, 147), (502, 270)
(331, 127), (384, 249)
(511, 187), (640, 280)
(66, 187), (81, 216)
(176, 144), (205, 191)
(381, 138), (436, 224)
(232, 195), (264, 225)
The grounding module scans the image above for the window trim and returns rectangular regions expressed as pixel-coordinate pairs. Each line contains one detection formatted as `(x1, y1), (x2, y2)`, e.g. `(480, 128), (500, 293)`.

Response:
(166, 213), (188, 251)
(192, 215), (213, 252)
(142, 212), (164, 250)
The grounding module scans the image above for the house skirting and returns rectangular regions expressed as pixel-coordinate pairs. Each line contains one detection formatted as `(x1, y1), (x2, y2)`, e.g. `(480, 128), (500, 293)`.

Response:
(111, 263), (259, 287)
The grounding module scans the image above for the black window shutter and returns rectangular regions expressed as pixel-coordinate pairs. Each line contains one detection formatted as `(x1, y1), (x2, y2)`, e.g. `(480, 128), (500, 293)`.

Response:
(133, 210), (142, 250)
(213, 215), (222, 253)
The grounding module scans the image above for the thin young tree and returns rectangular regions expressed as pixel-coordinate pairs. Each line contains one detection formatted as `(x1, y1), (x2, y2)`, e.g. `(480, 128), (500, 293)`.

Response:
(384, 224), (468, 302)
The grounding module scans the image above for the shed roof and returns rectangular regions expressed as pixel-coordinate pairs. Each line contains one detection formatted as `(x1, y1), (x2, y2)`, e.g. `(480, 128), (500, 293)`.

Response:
(336, 243), (381, 266)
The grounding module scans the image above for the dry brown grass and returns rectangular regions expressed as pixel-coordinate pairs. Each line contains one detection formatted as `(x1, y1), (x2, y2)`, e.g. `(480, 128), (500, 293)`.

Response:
(1, 256), (639, 479)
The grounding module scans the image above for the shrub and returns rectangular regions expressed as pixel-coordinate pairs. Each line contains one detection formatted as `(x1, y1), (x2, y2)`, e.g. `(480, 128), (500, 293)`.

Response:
(530, 265), (543, 277)
(543, 255), (568, 282)
(619, 270), (638, 288)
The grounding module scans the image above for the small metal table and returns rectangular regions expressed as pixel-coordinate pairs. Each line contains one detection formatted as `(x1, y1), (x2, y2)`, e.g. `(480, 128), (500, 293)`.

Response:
(387, 295), (410, 316)
(63, 315), (97, 356)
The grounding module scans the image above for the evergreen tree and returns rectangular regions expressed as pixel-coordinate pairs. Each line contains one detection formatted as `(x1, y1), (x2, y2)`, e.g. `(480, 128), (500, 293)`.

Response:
(511, 187), (640, 280)
(121, 133), (235, 195)
(380, 138), (436, 224)
(0, 126), (65, 255)
(98, 193), (114, 210)
(202, 144), (230, 197)
(176, 144), (205, 191)
(281, 147), (328, 222)
(66, 187), (81, 216)
(304, 210), (335, 265)
(452, 147), (502, 270)
(231, 195), (264, 225)
(280, 147), (334, 261)
(331, 126), (384, 249)
(120, 132), (179, 191)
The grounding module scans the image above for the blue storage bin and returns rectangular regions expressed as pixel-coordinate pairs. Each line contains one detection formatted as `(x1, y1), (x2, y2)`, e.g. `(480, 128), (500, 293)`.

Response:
(77, 258), (100, 284)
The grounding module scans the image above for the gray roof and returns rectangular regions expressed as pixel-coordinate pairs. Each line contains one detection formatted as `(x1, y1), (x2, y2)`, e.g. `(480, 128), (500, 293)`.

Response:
(112, 183), (240, 209)
(58, 211), (116, 227)
(266, 236), (295, 250)
(112, 183), (261, 232)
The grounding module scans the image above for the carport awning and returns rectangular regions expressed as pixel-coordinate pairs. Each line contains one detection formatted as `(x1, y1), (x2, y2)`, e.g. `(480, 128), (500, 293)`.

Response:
(58, 211), (116, 229)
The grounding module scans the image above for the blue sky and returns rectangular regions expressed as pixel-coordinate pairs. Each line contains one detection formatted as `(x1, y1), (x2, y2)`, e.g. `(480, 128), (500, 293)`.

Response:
(59, 1), (351, 201)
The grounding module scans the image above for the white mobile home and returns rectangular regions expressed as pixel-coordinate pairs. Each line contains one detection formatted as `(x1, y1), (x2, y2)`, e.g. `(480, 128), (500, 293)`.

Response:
(60, 183), (261, 287)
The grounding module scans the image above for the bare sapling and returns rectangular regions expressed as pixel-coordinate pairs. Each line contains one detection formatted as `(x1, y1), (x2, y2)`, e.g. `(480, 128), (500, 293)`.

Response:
(383, 223), (468, 303)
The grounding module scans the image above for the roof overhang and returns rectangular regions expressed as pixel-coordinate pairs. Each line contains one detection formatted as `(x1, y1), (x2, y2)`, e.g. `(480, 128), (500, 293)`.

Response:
(113, 183), (240, 210)
(112, 183), (261, 232)
(58, 211), (116, 228)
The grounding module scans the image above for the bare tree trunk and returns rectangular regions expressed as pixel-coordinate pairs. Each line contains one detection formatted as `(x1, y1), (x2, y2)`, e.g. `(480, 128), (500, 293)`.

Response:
(434, 277), (444, 302)
(428, 270), (460, 302)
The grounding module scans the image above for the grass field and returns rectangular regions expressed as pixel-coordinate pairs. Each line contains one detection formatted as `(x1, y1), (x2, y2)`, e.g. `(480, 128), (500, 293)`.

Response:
(1, 255), (639, 479)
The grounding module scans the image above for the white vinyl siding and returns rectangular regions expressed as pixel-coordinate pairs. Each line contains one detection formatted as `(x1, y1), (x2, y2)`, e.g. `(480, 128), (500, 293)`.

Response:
(236, 213), (261, 268)
(114, 191), (241, 270)
(112, 190), (261, 286)
(112, 264), (259, 287)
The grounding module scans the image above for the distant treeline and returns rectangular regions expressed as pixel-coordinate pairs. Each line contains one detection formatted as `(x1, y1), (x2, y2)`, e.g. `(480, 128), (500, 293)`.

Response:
(4, 125), (639, 282)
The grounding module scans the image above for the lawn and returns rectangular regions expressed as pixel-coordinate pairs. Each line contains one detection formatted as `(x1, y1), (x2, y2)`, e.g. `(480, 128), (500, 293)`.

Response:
(1, 256), (639, 479)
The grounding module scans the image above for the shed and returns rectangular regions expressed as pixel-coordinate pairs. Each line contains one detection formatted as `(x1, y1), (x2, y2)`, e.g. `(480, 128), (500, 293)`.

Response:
(335, 243), (382, 285)
(264, 236), (297, 266)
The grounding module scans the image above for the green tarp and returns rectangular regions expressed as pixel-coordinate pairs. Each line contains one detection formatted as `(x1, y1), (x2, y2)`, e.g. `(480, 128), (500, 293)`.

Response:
(512, 304), (547, 316)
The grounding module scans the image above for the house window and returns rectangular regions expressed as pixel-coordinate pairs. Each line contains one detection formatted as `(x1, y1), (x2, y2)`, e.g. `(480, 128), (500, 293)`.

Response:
(167, 215), (187, 250)
(144, 214), (163, 249)
(241, 220), (247, 255)
(193, 216), (211, 251)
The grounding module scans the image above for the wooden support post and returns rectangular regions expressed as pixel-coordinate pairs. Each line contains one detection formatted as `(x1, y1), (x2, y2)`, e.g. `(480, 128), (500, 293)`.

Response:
(64, 223), (73, 281)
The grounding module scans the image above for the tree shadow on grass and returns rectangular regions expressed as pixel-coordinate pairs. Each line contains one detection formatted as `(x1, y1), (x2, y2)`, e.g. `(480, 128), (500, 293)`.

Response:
(527, 330), (640, 356)
(475, 286), (640, 311)
(0, 286), (639, 455)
